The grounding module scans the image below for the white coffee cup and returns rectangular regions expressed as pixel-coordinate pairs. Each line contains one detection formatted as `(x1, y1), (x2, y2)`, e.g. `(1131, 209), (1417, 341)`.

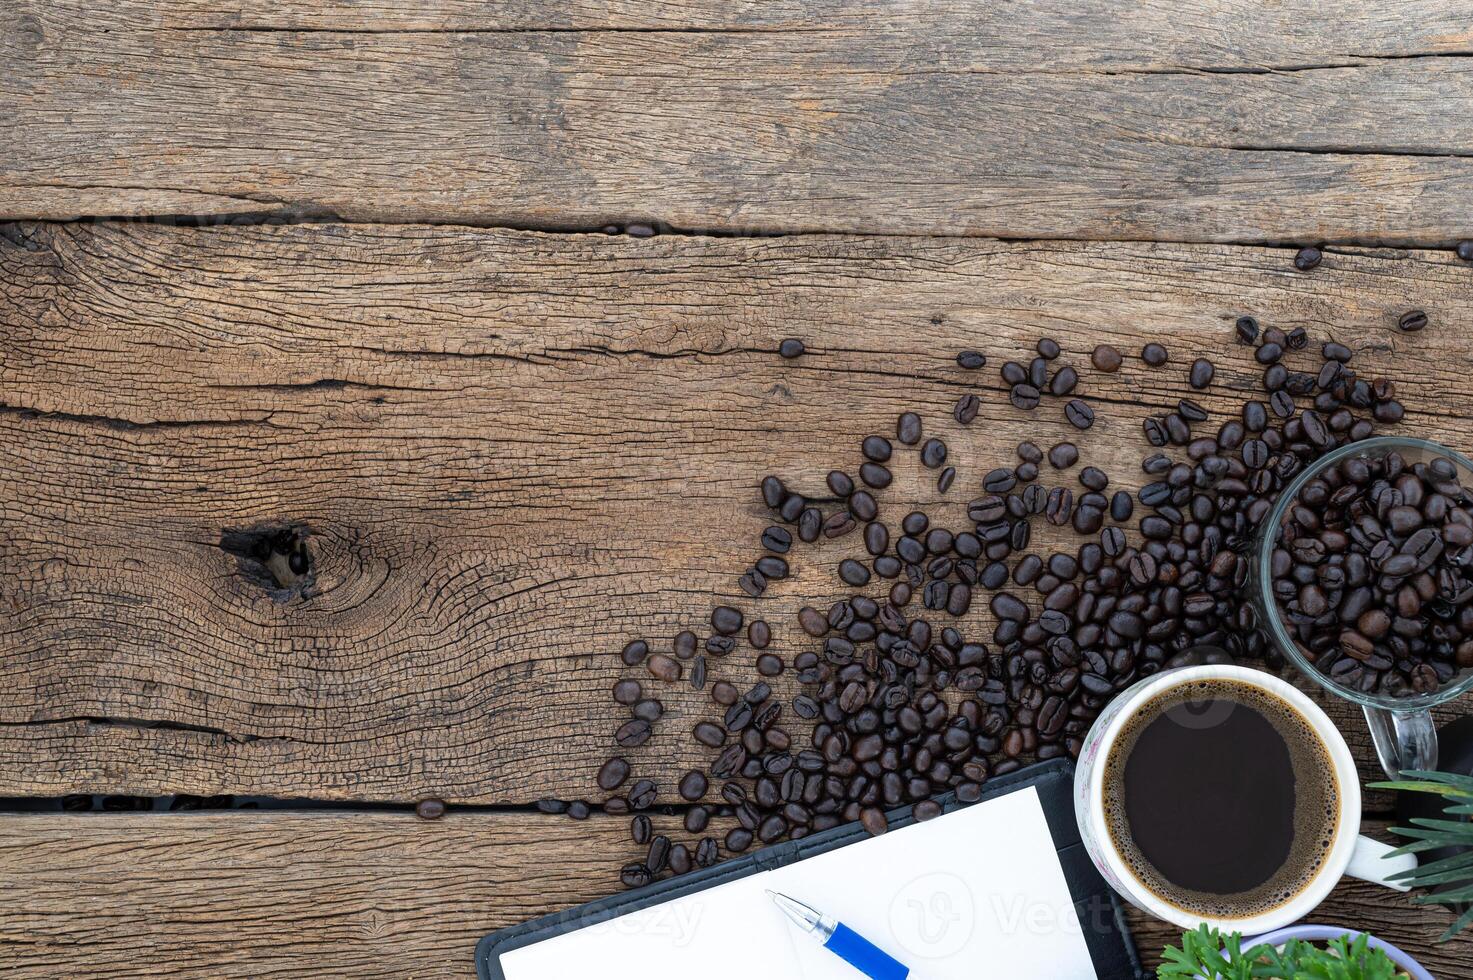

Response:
(1073, 664), (1416, 934)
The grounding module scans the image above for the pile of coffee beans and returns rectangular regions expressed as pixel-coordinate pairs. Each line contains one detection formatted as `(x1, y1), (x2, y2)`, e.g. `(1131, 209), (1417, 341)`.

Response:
(1273, 450), (1473, 695)
(587, 312), (1436, 890)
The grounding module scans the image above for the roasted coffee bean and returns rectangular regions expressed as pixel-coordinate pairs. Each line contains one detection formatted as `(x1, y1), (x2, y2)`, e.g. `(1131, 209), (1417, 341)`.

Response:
(1001, 361), (1027, 385)
(1050, 366), (1079, 396)
(1048, 442), (1079, 469)
(621, 640), (649, 666)
(1029, 357), (1048, 387)
(896, 412), (923, 445)
(693, 722), (726, 747)
(756, 653), (784, 676)
(1459, 240), (1473, 262)
(957, 350), (987, 370)
(1010, 384), (1042, 411)
(1037, 337), (1061, 359)
(613, 679), (642, 705)
(679, 770), (709, 801)
(711, 606), (743, 635)
(1235, 316), (1260, 344)
(797, 507), (822, 543)
(860, 807), (889, 836)
(615, 720), (651, 747)
(937, 466), (957, 493)
(598, 758), (631, 791)
(668, 843), (692, 876)
(1256, 342), (1283, 365)
(839, 559), (871, 586)
(1092, 345), (1123, 372)
(1189, 358), (1215, 389)
(761, 476), (786, 508)
(670, 631), (698, 661)
(1079, 466), (1109, 492)
(850, 491), (879, 521)
(1064, 400), (1095, 430)
(1141, 343), (1168, 367)
(778, 338), (806, 358)
(620, 863), (652, 888)
(628, 780), (658, 810)
(983, 468), (1017, 493)
(954, 394), (981, 424)
(1398, 310), (1428, 333)
(859, 462), (893, 488)
(1294, 246), (1322, 271)
(861, 435), (893, 462)
(920, 439), (948, 469)
(633, 699), (664, 722)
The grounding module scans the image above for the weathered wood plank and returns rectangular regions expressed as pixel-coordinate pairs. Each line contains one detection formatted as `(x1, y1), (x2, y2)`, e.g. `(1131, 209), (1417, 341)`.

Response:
(0, 811), (1467, 977)
(23, 0), (1473, 43)
(4, 1), (1473, 238)
(3, 222), (1473, 803)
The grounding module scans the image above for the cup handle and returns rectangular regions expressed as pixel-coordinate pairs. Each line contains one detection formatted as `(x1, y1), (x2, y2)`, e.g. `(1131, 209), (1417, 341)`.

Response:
(1363, 704), (1438, 779)
(1345, 835), (1416, 892)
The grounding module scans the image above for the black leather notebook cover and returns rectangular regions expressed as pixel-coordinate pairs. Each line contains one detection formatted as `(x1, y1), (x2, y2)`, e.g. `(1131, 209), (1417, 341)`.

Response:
(476, 758), (1143, 979)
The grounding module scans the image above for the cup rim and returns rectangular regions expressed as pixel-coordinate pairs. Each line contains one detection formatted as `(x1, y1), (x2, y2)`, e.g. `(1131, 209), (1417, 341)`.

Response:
(1254, 435), (1473, 710)
(1084, 664), (1362, 934)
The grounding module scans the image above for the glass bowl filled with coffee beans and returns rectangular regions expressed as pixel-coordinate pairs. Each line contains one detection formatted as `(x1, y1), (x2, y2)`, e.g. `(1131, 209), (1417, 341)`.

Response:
(1253, 436), (1473, 778)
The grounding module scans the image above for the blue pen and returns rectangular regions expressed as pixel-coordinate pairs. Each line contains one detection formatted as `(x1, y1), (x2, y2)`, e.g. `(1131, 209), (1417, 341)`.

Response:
(767, 889), (910, 980)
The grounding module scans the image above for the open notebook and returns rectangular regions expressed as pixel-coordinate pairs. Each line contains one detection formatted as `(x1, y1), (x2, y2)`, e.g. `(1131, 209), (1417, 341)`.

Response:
(492, 782), (1103, 979)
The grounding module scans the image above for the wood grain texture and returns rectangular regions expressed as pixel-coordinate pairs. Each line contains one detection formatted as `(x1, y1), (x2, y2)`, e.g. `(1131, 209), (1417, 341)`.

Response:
(3, 221), (1473, 805)
(4, 0), (1473, 239)
(0, 810), (1467, 978)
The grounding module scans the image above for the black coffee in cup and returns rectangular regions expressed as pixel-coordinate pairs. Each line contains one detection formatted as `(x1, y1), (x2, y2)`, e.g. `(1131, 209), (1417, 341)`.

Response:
(1101, 678), (1340, 919)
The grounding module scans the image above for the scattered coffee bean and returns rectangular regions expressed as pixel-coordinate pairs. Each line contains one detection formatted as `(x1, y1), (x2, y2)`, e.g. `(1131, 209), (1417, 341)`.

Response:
(1398, 310), (1428, 333)
(1293, 246), (1322, 271)
(1092, 345), (1123, 372)
(599, 301), (1430, 890)
(957, 350), (987, 370)
(1064, 400), (1095, 430)
(621, 640), (649, 666)
(778, 338), (805, 358)
(1141, 343), (1168, 366)
(1010, 384), (1041, 411)
(897, 412), (923, 445)
(1049, 366), (1079, 397)
(1048, 442), (1079, 469)
(920, 439), (948, 469)
(711, 606), (743, 635)
(1457, 240), (1473, 262)
(679, 770), (709, 801)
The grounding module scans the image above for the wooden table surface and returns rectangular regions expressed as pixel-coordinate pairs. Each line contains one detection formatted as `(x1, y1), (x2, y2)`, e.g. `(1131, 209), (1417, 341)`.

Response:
(4, 1), (1473, 975)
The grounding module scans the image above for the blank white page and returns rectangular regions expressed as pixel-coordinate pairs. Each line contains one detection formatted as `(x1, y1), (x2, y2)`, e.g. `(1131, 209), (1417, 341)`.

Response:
(500, 786), (1098, 979)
